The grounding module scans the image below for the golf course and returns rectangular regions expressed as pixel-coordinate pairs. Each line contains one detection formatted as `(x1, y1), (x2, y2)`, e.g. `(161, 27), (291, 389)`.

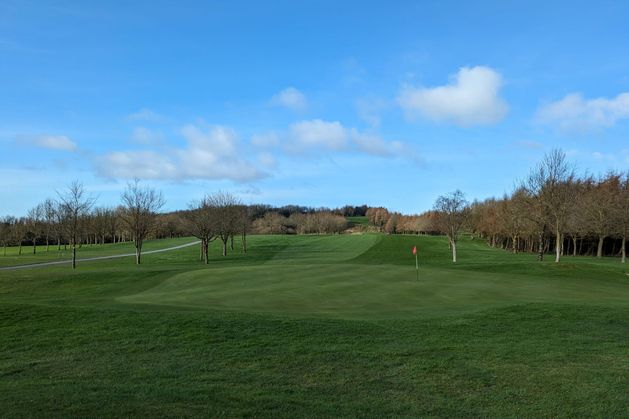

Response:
(1, 233), (627, 417)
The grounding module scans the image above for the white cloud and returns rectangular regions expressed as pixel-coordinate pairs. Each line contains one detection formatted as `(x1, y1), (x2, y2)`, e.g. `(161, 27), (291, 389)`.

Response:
(350, 130), (408, 157)
(101, 151), (178, 179)
(251, 119), (418, 162)
(271, 87), (308, 112)
(289, 119), (348, 151)
(128, 108), (164, 122)
(180, 124), (237, 156)
(536, 92), (629, 132)
(397, 66), (508, 126)
(98, 124), (265, 182)
(19, 135), (78, 151)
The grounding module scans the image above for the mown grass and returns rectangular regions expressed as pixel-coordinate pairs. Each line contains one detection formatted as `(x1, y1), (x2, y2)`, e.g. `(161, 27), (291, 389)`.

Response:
(346, 216), (369, 226)
(0, 234), (628, 417)
(0, 236), (196, 267)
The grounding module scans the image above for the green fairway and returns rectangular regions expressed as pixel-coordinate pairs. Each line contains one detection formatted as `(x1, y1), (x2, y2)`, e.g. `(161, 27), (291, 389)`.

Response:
(1, 234), (628, 417)
(0, 236), (196, 267)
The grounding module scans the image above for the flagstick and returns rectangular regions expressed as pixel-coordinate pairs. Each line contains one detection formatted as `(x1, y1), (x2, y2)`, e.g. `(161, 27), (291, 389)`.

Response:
(415, 252), (419, 281)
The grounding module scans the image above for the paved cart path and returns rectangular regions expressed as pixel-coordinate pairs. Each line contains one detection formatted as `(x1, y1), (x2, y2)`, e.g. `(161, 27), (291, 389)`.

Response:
(0, 241), (201, 271)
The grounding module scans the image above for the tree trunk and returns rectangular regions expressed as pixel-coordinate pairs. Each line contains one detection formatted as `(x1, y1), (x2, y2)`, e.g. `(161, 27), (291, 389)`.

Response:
(18, 242), (22, 256)
(572, 236), (577, 256)
(222, 239), (227, 257)
(537, 229), (544, 261)
(46, 236), (49, 252)
(202, 239), (209, 264)
(621, 235), (626, 263)
(555, 227), (561, 263)
(32, 240), (36, 254)
(242, 232), (247, 253)
(512, 235), (518, 253)
(135, 241), (142, 264)
(596, 236), (605, 258)
(3, 244), (6, 256)
(230, 235), (234, 251)
(72, 243), (77, 269)
(451, 239), (457, 263)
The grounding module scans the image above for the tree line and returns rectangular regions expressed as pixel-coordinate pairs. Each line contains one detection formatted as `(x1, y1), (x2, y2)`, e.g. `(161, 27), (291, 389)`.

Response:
(0, 179), (164, 268)
(0, 184), (358, 268)
(359, 150), (628, 264)
(470, 150), (628, 263)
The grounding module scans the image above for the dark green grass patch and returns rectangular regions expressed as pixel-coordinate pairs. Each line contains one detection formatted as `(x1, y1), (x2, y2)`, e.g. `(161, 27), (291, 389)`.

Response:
(1, 303), (626, 418)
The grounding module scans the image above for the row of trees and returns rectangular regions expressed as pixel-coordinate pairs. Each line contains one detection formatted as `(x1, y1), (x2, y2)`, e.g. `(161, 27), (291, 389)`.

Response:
(0, 180), (164, 268)
(470, 153), (628, 263)
(359, 150), (628, 264)
(251, 211), (347, 235)
(1, 186), (352, 268)
(425, 150), (628, 264)
(183, 192), (250, 264)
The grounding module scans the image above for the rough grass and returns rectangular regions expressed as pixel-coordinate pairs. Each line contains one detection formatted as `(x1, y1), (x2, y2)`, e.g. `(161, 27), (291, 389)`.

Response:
(1, 234), (628, 417)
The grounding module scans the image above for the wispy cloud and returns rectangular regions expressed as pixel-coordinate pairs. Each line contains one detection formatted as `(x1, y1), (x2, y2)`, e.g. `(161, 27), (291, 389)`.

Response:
(288, 119), (348, 151)
(252, 119), (418, 162)
(356, 97), (388, 127)
(270, 87), (308, 112)
(97, 124), (266, 182)
(127, 108), (165, 122)
(17, 134), (78, 151)
(397, 66), (508, 126)
(131, 127), (164, 145)
(536, 92), (629, 132)
(350, 130), (410, 158)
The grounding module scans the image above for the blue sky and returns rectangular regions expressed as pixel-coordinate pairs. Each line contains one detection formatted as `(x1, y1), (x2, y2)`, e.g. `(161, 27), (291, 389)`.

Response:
(1, 0), (629, 215)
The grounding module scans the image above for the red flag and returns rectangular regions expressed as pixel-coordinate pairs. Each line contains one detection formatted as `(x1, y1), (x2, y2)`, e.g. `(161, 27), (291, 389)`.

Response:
(412, 245), (417, 255)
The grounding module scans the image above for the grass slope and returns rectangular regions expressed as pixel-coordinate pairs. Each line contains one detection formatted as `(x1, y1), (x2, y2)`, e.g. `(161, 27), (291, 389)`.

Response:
(1, 234), (628, 417)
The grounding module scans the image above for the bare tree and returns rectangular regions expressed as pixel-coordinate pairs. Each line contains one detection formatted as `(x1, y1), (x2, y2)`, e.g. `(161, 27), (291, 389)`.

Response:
(57, 181), (95, 269)
(184, 196), (218, 264)
(236, 205), (251, 253)
(523, 149), (575, 262)
(206, 192), (240, 257)
(582, 174), (619, 258)
(42, 198), (57, 252)
(13, 218), (26, 255)
(497, 192), (527, 253)
(26, 204), (44, 254)
(616, 171), (629, 263)
(120, 179), (165, 265)
(0, 216), (13, 256)
(434, 190), (469, 262)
